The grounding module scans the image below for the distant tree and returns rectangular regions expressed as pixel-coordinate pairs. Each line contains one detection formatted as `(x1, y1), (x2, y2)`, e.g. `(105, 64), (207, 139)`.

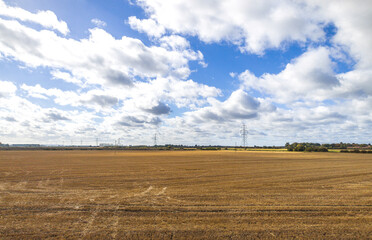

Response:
(285, 142), (328, 152)
(305, 147), (313, 152)
(286, 143), (294, 151)
(295, 144), (305, 151)
(318, 147), (328, 152)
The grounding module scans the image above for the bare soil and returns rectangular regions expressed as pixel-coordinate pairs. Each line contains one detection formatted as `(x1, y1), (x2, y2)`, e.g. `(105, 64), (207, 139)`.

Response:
(0, 150), (371, 239)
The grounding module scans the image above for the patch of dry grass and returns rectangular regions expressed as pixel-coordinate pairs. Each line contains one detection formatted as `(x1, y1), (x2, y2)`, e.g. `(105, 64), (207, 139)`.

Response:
(0, 150), (371, 239)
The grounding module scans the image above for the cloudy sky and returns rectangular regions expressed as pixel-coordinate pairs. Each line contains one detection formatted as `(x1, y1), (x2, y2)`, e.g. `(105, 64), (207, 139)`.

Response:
(0, 0), (371, 146)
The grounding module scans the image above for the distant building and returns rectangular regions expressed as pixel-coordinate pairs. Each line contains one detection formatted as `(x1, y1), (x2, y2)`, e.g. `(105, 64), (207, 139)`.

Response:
(99, 143), (114, 147)
(11, 144), (40, 148)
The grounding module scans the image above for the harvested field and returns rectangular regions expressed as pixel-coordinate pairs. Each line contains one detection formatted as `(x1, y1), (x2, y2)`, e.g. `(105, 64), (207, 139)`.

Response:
(0, 150), (371, 239)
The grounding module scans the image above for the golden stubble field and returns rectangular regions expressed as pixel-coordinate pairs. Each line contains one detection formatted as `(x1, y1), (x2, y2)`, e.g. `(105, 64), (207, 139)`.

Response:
(0, 150), (371, 239)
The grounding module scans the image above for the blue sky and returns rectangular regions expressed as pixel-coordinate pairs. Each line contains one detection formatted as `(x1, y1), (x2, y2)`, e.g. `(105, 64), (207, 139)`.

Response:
(0, 0), (371, 146)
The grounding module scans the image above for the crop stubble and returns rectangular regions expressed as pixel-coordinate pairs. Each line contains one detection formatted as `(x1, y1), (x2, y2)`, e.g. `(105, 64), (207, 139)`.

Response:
(0, 150), (371, 239)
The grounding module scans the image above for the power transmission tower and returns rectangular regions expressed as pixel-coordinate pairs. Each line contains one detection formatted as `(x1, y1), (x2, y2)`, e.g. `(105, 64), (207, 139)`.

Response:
(240, 123), (248, 147)
(153, 133), (157, 146)
(96, 138), (98, 146)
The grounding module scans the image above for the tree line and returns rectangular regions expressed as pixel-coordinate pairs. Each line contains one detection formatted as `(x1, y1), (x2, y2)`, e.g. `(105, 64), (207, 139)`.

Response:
(285, 142), (328, 152)
(286, 142), (372, 153)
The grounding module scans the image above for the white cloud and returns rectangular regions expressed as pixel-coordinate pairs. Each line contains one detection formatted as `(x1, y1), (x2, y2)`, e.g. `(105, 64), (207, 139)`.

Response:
(0, 18), (203, 87)
(159, 35), (189, 50)
(128, 16), (165, 38)
(21, 84), (122, 112)
(2, 1), (372, 146)
(307, 1), (372, 100)
(50, 70), (82, 85)
(183, 89), (267, 124)
(131, 0), (372, 69)
(91, 18), (107, 28)
(0, 0), (69, 35)
(0, 80), (17, 98)
(229, 72), (236, 78)
(132, 0), (325, 54)
(0, 92), (99, 144)
(240, 47), (339, 103)
(336, 69), (372, 98)
(20, 76), (221, 113)
(0, 3), (220, 144)
(308, 0), (372, 69)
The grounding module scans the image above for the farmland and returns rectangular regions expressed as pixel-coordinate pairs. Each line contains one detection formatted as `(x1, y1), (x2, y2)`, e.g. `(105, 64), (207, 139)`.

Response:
(0, 150), (371, 239)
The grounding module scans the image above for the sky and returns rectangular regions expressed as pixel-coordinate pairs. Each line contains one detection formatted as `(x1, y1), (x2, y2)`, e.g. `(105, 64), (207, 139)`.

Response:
(0, 0), (372, 146)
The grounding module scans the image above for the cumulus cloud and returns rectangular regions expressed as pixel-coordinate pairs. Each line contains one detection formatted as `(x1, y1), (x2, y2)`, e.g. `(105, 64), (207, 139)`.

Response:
(184, 90), (264, 124)
(0, 17), (203, 88)
(21, 75), (220, 112)
(128, 16), (165, 38)
(0, 93), (99, 144)
(91, 18), (106, 28)
(131, 0), (325, 54)
(21, 84), (119, 110)
(2, 0), (372, 145)
(116, 115), (161, 127)
(240, 47), (339, 103)
(121, 1), (372, 144)
(44, 111), (70, 122)
(0, 0), (69, 35)
(159, 35), (190, 50)
(308, 0), (372, 69)
(142, 102), (171, 115)
(336, 69), (372, 98)
(0, 81), (17, 98)
(85, 95), (118, 108)
(308, 1), (372, 100)
(50, 70), (82, 85)
(132, 0), (372, 101)
(4, 116), (16, 122)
